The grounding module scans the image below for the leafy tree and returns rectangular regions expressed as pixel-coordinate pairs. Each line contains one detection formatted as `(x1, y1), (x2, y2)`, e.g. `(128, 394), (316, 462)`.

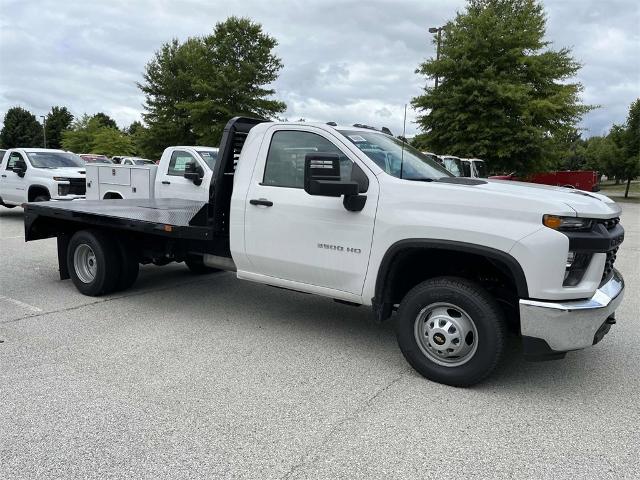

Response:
(412, 0), (593, 173)
(620, 99), (640, 197)
(45, 106), (74, 149)
(91, 128), (135, 157)
(583, 135), (622, 178)
(61, 114), (98, 153)
(138, 16), (286, 157)
(92, 112), (118, 129)
(0, 107), (43, 148)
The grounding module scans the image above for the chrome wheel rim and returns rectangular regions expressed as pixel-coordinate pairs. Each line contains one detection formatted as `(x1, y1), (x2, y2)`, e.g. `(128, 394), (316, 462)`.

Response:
(74, 244), (97, 283)
(414, 302), (478, 367)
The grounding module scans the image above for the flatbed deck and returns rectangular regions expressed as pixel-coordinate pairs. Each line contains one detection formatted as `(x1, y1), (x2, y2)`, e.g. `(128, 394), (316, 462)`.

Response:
(24, 198), (213, 241)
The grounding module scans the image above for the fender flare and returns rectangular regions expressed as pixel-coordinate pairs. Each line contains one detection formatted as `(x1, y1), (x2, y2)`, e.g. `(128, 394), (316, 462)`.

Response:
(372, 239), (529, 322)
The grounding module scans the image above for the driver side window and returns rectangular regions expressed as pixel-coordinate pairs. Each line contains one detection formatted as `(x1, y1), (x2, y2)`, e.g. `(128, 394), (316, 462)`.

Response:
(168, 151), (196, 176)
(6, 152), (25, 171)
(263, 130), (357, 189)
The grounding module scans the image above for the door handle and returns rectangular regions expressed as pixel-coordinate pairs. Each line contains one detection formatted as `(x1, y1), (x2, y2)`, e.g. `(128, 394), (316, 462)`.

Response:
(249, 198), (273, 207)
(161, 181), (171, 185)
(1, 174), (6, 178)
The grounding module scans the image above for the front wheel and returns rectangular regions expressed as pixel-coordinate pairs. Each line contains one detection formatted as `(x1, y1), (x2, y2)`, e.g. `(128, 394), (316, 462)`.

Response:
(395, 277), (506, 387)
(33, 194), (50, 202)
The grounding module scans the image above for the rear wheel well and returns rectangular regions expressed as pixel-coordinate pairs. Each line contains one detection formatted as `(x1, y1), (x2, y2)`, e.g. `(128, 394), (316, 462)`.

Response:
(28, 185), (50, 201)
(374, 243), (527, 326)
(103, 192), (123, 199)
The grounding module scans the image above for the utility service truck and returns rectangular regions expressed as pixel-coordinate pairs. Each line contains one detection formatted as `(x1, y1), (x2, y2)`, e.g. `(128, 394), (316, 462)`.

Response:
(85, 146), (218, 201)
(22, 118), (625, 386)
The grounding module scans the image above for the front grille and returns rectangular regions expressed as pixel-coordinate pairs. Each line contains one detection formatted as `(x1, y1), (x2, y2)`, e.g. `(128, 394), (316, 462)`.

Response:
(602, 247), (618, 283)
(68, 178), (86, 195)
(599, 217), (620, 230)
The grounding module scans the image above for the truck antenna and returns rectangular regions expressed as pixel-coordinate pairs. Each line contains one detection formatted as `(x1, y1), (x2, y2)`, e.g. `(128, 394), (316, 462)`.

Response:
(400, 104), (407, 179)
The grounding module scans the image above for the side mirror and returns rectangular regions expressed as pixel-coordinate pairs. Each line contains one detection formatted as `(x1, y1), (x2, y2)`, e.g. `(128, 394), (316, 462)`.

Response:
(304, 154), (358, 197)
(303, 153), (366, 212)
(14, 160), (27, 177)
(184, 161), (203, 186)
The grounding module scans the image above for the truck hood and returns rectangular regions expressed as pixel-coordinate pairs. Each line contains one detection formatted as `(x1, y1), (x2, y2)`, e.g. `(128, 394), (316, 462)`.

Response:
(448, 178), (621, 219)
(36, 167), (86, 177)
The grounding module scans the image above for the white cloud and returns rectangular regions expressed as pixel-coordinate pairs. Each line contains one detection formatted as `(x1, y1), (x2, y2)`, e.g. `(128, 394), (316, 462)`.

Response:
(0, 0), (637, 137)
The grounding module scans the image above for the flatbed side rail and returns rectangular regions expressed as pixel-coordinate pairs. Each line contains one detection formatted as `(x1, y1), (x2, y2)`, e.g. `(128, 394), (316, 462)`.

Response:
(23, 203), (214, 242)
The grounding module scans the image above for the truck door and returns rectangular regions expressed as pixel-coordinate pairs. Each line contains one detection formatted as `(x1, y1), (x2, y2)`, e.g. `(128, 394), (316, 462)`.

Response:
(156, 150), (211, 202)
(243, 126), (378, 296)
(1, 152), (28, 204)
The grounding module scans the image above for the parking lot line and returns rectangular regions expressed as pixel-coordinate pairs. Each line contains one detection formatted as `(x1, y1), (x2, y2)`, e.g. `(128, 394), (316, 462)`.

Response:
(0, 295), (42, 313)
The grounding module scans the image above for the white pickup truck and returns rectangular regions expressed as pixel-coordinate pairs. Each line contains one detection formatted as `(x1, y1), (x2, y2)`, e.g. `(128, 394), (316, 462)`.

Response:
(0, 148), (87, 207)
(23, 117), (626, 386)
(85, 146), (218, 202)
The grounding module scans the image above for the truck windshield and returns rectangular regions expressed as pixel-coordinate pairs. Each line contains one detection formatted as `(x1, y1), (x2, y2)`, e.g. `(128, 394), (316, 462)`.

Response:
(27, 152), (85, 168)
(339, 130), (451, 180)
(442, 157), (463, 177)
(197, 150), (218, 169)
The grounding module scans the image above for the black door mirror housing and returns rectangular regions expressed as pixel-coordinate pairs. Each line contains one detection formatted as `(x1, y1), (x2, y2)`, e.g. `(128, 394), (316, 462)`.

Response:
(303, 153), (366, 211)
(13, 160), (27, 177)
(183, 161), (203, 186)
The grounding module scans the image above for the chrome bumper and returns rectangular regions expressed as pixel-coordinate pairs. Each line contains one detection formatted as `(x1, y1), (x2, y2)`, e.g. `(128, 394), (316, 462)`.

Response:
(519, 269), (624, 353)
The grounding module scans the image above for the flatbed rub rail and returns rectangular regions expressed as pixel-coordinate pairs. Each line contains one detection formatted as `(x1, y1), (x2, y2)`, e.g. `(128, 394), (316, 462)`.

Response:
(24, 198), (213, 242)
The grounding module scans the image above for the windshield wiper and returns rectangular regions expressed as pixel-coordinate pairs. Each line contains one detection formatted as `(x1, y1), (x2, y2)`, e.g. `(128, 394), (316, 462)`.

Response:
(406, 177), (435, 182)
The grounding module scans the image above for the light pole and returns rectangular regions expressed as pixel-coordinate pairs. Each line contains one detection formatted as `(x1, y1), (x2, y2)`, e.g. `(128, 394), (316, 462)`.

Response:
(428, 26), (443, 88)
(40, 115), (47, 148)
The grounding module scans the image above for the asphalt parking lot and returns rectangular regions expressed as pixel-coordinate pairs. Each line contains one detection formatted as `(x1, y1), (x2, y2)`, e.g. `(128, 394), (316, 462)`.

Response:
(1, 203), (638, 479)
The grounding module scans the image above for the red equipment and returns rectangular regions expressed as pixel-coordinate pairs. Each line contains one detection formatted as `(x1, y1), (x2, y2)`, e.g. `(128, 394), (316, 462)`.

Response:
(489, 171), (600, 192)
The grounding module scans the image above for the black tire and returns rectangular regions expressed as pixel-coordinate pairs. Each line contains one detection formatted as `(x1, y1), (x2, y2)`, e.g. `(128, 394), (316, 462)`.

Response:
(67, 230), (121, 296)
(395, 277), (506, 387)
(185, 255), (220, 274)
(114, 238), (139, 292)
(33, 194), (50, 202)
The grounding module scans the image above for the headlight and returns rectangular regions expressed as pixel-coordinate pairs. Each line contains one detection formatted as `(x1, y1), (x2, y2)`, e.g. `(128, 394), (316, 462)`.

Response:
(543, 215), (593, 231)
(53, 177), (70, 181)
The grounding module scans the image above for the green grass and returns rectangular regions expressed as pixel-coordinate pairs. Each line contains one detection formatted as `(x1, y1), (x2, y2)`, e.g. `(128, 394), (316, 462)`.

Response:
(599, 181), (640, 203)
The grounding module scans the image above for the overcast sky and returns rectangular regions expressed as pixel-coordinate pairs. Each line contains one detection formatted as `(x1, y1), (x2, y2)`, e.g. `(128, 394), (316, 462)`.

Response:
(0, 0), (638, 138)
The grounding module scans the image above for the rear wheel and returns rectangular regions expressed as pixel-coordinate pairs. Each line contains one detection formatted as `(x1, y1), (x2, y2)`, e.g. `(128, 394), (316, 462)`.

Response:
(395, 277), (506, 387)
(67, 230), (121, 296)
(185, 255), (220, 274)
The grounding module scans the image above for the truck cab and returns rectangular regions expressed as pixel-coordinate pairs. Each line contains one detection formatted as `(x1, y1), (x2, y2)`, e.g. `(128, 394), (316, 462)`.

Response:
(0, 148), (86, 207)
(154, 146), (218, 201)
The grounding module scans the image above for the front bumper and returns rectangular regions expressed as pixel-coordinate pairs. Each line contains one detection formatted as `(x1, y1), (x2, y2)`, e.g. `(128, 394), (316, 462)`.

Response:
(519, 269), (624, 360)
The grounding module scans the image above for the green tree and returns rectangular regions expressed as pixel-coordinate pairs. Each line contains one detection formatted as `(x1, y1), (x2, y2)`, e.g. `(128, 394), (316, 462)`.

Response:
(583, 135), (622, 178)
(412, 0), (593, 173)
(45, 106), (74, 149)
(61, 114), (98, 153)
(619, 99), (640, 197)
(138, 16), (286, 157)
(92, 112), (118, 129)
(0, 107), (43, 148)
(91, 128), (135, 157)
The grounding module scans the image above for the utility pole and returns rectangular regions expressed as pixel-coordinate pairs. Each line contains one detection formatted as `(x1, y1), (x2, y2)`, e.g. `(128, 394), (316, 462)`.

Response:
(428, 26), (443, 88)
(40, 115), (47, 148)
